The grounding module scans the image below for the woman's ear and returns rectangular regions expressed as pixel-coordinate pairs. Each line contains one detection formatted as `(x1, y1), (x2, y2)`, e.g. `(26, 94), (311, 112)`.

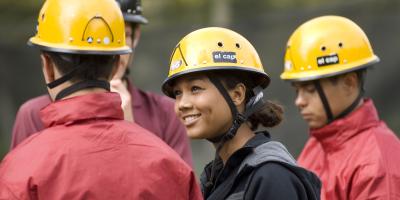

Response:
(229, 83), (247, 106)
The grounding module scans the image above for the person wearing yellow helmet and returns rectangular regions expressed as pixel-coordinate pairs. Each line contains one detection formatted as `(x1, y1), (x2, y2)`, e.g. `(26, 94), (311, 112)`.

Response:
(162, 27), (321, 200)
(0, 0), (202, 198)
(10, 0), (193, 166)
(281, 16), (400, 199)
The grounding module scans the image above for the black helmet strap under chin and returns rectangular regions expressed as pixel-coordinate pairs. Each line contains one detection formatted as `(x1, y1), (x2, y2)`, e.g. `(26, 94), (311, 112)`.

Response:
(207, 76), (240, 143)
(313, 74), (364, 124)
(205, 75), (265, 190)
(314, 80), (334, 123)
(335, 71), (365, 119)
(207, 76), (266, 143)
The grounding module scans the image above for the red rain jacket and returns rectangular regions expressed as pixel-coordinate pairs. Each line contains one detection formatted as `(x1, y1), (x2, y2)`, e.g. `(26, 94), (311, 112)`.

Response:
(11, 80), (193, 166)
(298, 99), (400, 200)
(0, 92), (202, 200)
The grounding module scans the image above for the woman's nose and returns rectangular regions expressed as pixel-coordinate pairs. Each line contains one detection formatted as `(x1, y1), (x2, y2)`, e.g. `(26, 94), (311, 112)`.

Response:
(177, 93), (193, 111)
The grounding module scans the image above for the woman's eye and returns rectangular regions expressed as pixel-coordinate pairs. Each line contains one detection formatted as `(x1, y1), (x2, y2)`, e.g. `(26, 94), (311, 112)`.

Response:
(173, 90), (182, 97)
(191, 86), (202, 93)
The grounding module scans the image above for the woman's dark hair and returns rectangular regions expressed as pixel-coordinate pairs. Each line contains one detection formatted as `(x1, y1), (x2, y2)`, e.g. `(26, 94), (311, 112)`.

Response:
(211, 70), (283, 130)
(43, 51), (118, 82)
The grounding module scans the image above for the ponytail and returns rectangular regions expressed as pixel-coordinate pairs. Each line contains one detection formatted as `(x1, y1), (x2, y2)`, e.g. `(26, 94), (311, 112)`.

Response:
(248, 100), (283, 130)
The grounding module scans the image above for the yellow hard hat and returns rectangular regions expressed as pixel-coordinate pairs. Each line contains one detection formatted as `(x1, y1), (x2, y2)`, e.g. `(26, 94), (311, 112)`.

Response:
(162, 27), (270, 97)
(28, 0), (131, 55)
(281, 16), (379, 81)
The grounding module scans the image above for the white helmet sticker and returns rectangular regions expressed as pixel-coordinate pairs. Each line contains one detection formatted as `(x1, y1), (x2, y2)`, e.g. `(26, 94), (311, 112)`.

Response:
(170, 60), (182, 71)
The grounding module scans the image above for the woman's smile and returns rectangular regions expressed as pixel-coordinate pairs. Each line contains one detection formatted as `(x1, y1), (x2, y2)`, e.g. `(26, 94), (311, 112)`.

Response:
(182, 113), (201, 126)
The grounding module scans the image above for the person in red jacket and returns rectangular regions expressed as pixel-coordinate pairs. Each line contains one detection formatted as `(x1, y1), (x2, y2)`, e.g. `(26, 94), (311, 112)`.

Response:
(280, 15), (400, 199)
(0, 0), (202, 199)
(10, 0), (193, 166)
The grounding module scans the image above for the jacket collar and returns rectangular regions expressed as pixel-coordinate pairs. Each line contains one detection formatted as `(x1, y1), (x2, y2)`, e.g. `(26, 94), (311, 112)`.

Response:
(310, 99), (380, 152)
(40, 92), (124, 128)
(201, 131), (271, 194)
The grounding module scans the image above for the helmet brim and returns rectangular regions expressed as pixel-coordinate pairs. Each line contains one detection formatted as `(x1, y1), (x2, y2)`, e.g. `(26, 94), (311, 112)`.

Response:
(28, 40), (132, 55)
(281, 57), (379, 82)
(162, 66), (270, 98)
(123, 14), (148, 24)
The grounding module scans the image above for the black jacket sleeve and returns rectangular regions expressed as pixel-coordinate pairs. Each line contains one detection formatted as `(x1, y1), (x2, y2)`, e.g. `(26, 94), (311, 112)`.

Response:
(244, 162), (310, 200)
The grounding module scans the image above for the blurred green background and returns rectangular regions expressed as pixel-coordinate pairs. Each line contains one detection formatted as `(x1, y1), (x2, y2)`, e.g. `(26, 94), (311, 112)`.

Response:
(1, 0), (399, 177)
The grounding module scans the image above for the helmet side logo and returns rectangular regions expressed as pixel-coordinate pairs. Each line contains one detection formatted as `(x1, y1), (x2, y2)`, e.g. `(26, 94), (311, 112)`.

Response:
(170, 60), (182, 71)
(169, 44), (188, 72)
(317, 54), (339, 67)
(285, 60), (293, 71)
(213, 51), (237, 63)
(82, 16), (114, 45)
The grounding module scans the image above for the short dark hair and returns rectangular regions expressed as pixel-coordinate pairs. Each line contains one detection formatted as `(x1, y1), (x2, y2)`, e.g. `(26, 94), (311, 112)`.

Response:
(328, 69), (367, 89)
(43, 51), (118, 82)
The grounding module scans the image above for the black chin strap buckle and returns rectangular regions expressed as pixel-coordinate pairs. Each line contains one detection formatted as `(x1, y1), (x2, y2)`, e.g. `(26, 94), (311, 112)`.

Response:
(224, 113), (246, 141)
(232, 113), (246, 128)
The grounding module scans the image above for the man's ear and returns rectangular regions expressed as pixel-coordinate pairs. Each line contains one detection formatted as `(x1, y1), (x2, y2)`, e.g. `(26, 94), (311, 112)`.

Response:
(109, 55), (121, 80)
(40, 53), (55, 84)
(229, 83), (247, 106)
(342, 72), (359, 95)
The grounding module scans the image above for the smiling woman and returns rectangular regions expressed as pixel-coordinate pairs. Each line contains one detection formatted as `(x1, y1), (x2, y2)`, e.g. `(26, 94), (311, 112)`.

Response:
(162, 27), (322, 200)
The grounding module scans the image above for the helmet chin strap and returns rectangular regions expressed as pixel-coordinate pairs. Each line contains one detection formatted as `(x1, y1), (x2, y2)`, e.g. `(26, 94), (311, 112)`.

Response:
(313, 80), (334, 123)
(53, 80), (110, 100)
(206, 76), (240, 143)
(313, 75), (364, 125)
(47, 56), (111, 101)
(205, 75), (265, 190)
(335, 72), (365, 119)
